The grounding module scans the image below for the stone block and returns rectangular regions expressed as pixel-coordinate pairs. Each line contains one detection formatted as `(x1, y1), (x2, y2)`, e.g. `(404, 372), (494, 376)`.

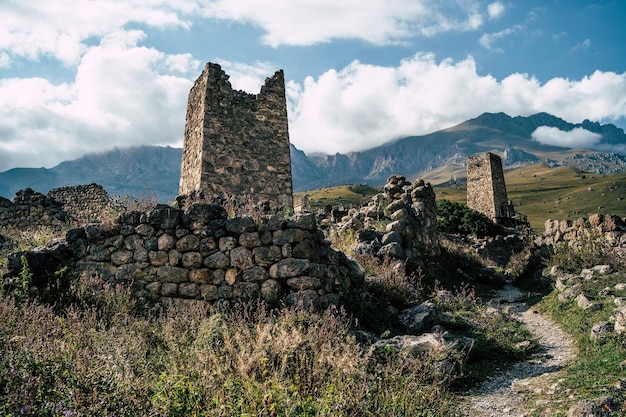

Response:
(204, 251), (230, 269)
(230, 246), (254, 270)
(286, 276), (321, 291)
(179, 283), (200, 299)
(177, 234), (200, 252)
(149, 250), (169, 266)
(269, 258), (310, 279)
(157, 266), (188, 283)
(189, 268), (212, 284)
(182, 251), (203, 268)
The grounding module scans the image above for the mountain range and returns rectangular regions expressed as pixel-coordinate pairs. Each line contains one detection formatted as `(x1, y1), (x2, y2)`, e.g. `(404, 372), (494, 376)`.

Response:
(1, 112), (625, 202)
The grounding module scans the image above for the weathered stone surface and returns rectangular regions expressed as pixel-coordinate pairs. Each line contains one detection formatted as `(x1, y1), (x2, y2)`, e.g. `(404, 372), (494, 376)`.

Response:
(230, 246), (254, 270)
(226, 217), (257, 234)
(381, 231), (402, 246)
(177, 234), (200, 252)
(115, 264), (143, 281)
(398, 302), (436, 335)
(225, 268), (239, 286)
(286, 276), (321, 291)
(242, 266), (268, 282)
(590, 321), (613, 340)
(201, 284), (219, 301)
(157, 266), (188, 283)
(149, 250), (169, 266)
(161, 282), (178, 297)
(189, 269), (212, 284)
(372, 334), (443, 357)
(219, 236), (237, 251)
(261, 279), (282, 304)
(183, 204), (227, 228)
(377, 242), (406, 259)
(204, 251), (230, 269)
(567, 397), (612, 417)
(239, 232), (261, 248)
(284, 290), (318, 310)
(273, 228), (310, 246)
(467, 152), (510, 221)
(182, 251), (203, 268)
(287, 213), (317, 230)
(169, 249), (182, 266)
(269, 258), (310, 279)
(111, 250), (134, 265)
(253, 246), (282, 266)
(178, 63), (293, 210)
(178, 282), (200, 299)
(145, 281), (161, 295)
(158, 234), (176, 251)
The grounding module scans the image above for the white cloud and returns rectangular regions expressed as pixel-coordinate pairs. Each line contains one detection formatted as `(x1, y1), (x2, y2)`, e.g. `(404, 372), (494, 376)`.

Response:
(0, 52), (11, 68)
(215, 60), (280, 93)
(479, 25), (521, 51)
(487, 2), (505, 19)
(287, 54), (626, 155)
(201, 0), (488, 46)
(0, 0), (197, 65)
(570, 39), (591, 53)
(0, 34), (193, 171)
(531, 127), (601, 148)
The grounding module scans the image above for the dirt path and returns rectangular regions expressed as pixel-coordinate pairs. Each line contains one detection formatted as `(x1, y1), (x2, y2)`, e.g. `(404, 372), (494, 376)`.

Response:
(460, 286), (576, 417)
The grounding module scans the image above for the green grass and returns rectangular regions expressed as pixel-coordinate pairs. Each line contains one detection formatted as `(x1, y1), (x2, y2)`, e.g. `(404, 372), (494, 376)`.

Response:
(295, 184), (381, 211)
(435, 164), (626, 231)
(529, 242), (626, 415)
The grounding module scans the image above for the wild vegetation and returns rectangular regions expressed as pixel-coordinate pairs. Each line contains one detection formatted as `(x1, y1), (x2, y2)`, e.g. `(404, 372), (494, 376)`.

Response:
(0, 198), (542, 416)
(529, 241), (626, 415)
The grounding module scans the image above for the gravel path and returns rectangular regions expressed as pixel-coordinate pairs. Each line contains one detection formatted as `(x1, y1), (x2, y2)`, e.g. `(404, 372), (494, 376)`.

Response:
(460, 286), (576, 417)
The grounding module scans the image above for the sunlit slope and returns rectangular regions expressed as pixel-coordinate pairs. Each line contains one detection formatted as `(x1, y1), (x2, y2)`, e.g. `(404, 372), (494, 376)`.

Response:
(435, 164), (626, 230)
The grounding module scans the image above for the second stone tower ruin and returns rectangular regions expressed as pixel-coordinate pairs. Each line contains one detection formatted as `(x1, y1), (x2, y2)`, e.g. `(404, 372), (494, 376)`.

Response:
(467, 152), (511, 222)
(179, 63), (293, 210)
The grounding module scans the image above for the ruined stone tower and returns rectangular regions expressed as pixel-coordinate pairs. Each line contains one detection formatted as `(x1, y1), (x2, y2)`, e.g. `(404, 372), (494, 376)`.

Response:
(467, 152), (510, 222)
(179, 62), (293, 209)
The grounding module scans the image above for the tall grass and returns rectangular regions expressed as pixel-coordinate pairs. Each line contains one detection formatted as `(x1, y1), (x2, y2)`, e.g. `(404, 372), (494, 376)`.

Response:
(0, 274), (463, 416)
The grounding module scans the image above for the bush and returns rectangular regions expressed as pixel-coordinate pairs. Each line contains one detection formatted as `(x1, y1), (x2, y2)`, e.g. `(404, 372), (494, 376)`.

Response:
(437, 200), (502, 238)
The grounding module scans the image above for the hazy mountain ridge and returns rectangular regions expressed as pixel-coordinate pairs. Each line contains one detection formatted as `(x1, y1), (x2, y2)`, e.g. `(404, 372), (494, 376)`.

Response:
(1, 112), (625, 199)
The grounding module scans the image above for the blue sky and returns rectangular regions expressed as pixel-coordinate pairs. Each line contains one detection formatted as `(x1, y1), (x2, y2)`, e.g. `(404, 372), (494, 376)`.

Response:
(0, 0), (625, 171)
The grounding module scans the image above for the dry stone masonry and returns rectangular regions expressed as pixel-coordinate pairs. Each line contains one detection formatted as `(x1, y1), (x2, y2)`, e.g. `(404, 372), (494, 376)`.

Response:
(47, 183), (110, 223)
(53, 204), (364, 309)
(333, 175), (439, 270)
(467, 152), (511, 222)
(179, 63), (293, 211)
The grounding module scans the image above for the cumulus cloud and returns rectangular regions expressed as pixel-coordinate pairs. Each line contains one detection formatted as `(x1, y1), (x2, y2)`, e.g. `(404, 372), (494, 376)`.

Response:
(201, 0), (489, 46)
(215, 60), (280, 93)
(479, 25), (522, 51)
(570, 39), (591, 53)
(287, 54), (626, 154)
(487, 2), (505, 19)
(0, 0), (197, 65)
(0, 33), (193, 171)
(531, 127), (602, 148)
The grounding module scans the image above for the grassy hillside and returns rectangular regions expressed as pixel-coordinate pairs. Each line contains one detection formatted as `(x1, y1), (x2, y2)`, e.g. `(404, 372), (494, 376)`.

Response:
(295, 184), (381, 209)
(296, 164), (626, 231)
(435, 164), (626, 230)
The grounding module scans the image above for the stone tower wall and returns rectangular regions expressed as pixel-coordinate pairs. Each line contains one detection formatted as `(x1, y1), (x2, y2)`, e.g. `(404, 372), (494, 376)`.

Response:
(179, 63), (293, 210)
(467, 152), (508, 221)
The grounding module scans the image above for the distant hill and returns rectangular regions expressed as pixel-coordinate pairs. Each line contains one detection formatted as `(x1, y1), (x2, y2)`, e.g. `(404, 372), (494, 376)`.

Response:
(1, 112), (625, 200)
(0, 146), (182, 202)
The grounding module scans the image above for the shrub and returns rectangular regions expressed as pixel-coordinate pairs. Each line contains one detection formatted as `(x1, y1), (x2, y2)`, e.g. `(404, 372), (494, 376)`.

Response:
(437, 200), (502, 238)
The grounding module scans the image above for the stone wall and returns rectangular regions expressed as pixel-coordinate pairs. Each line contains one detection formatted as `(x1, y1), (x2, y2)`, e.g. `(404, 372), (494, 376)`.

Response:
(330, 175), (439, 271)
(467, 152), (509, 221)
(0, 188), (73, 233)
(47, 183), (110, 223)
(179, 62), (293, 211)
(538, 213), (626, 248)
(58, 204), (363, 309)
